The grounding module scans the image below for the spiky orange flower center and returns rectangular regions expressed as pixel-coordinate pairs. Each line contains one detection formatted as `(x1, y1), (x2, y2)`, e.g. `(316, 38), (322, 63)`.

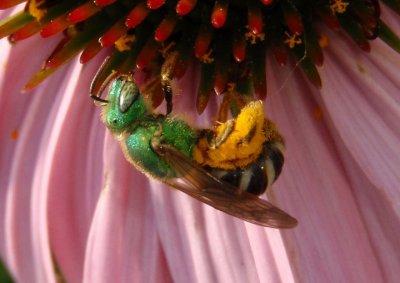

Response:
(0, 0), (399, 113)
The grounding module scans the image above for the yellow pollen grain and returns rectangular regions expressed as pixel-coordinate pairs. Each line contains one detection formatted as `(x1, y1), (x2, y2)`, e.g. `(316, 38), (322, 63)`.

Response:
(356, 63), (366, 74)
(318, 34), (329, 48)
(284, 32), (302, 48)
(115, 35), (136, 51)
(29, 0), (47, 21)
(313, 107), (323, 120)
(11, 128), (19, 140)
(330, 0), (349, 15)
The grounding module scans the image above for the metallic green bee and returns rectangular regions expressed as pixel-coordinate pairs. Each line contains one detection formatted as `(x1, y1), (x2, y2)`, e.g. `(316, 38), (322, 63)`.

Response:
(91, 74), (297, 228)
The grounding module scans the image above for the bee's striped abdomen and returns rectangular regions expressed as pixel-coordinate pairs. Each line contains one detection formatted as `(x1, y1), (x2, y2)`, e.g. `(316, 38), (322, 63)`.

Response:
(209, 140), (285, 196)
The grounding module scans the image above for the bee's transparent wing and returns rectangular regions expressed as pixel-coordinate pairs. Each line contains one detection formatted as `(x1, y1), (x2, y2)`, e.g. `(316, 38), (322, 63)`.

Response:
(153, 143), (298, 228)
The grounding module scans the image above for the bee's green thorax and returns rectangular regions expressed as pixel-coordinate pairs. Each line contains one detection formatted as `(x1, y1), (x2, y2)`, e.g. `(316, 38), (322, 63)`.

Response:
(102, 78), (149, 134)
(161, 117), (198, 157)
(123, 116), (198, 179)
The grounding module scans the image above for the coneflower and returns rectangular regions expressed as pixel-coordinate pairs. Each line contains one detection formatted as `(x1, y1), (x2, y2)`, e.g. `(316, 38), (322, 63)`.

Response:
(0, 0), (399, 112)
(1, 2), (400, 283)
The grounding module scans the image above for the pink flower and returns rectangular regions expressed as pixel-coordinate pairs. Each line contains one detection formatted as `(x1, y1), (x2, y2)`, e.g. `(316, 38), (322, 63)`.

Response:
(1, 3), (400, 283)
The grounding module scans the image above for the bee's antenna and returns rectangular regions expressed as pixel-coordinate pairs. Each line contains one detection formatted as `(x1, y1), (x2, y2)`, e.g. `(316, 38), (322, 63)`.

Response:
(90, 94), (109, 104)
(89, 56), (119, 104)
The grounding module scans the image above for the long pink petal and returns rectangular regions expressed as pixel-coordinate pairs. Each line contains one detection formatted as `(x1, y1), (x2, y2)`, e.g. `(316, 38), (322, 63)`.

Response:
(0, 33), (68, 281)
(44, 56), (108, 282)
(319, 20), (400, 280)
(266, 73), (385, 281)
(83, 134), (172, 282)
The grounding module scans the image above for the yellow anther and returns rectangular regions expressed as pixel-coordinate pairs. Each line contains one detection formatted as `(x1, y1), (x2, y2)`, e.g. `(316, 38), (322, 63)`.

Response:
(200, 49), (214, 64)
(160, 41), (176, 58)
(115, 35), (136, 51)
(330, 0), (350, 15)
(28, 0), (47, 21)
(284, 32), (302, 48)
(245, 28), (265, 45)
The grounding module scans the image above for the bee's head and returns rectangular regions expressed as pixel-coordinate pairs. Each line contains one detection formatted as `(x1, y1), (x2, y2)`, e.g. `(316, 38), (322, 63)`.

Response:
(92, 75), (149, 133)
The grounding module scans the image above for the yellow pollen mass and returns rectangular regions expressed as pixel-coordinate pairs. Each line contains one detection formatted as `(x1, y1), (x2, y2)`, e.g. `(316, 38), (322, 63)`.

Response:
(330, 0), (350, 15)
(193, 100), (267, 170)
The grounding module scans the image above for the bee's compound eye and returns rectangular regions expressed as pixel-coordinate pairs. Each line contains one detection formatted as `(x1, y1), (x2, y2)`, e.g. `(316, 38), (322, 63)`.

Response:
(119, 80), (139, 113)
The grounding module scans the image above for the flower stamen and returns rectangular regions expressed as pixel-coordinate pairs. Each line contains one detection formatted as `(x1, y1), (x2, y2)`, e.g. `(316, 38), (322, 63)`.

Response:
(245, 28), (265, 44)
(28, 0), (47, 21)
(330, 0), (350, 15)
(284, 31), (302, 48)
(0, 0), (398, 107)
(200, 49), (214, 64)
(115, 34), (135, 51)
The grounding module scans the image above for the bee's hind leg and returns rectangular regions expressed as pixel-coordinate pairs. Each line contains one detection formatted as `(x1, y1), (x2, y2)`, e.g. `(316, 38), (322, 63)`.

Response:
(208, 120), (235, 149)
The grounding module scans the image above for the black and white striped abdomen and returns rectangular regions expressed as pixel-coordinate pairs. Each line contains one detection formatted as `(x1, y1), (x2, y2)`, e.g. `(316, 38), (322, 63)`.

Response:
(208, 140), (285, 196)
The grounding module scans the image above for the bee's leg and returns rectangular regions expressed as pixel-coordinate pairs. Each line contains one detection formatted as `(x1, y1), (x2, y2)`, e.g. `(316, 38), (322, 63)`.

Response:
(161, 51), (178, 115)
(161, 80), (173, 115)
(238, 123), (257, 145)
(89, 57), (118, 104)
(209, 120), (235, 149)
(150, 122), (166, 153)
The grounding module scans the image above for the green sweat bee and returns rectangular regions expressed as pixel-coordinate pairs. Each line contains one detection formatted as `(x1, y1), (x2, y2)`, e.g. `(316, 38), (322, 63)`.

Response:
(91, 74), (297, 228)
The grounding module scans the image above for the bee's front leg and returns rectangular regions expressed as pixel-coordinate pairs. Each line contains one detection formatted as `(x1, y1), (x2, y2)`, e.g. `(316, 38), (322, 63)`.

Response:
(161, 80), (173, 115)
(161, 51), (178, 115)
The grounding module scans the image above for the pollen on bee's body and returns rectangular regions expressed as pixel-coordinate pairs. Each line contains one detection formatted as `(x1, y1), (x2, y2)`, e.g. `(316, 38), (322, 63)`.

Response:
(193, 100), (267, 170)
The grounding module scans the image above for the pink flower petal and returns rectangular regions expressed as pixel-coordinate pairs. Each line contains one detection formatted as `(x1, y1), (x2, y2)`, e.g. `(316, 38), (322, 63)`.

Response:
(266, 69), (386, 281)
(0, 33), (70, 281)
(319, 21), (400, 281)
(44, 56), (108, 282)
(83, 134), (172, 282)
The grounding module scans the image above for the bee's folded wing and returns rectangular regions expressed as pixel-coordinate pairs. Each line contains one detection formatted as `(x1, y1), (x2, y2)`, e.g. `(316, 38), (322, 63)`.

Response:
(154, 143), (297, 228)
